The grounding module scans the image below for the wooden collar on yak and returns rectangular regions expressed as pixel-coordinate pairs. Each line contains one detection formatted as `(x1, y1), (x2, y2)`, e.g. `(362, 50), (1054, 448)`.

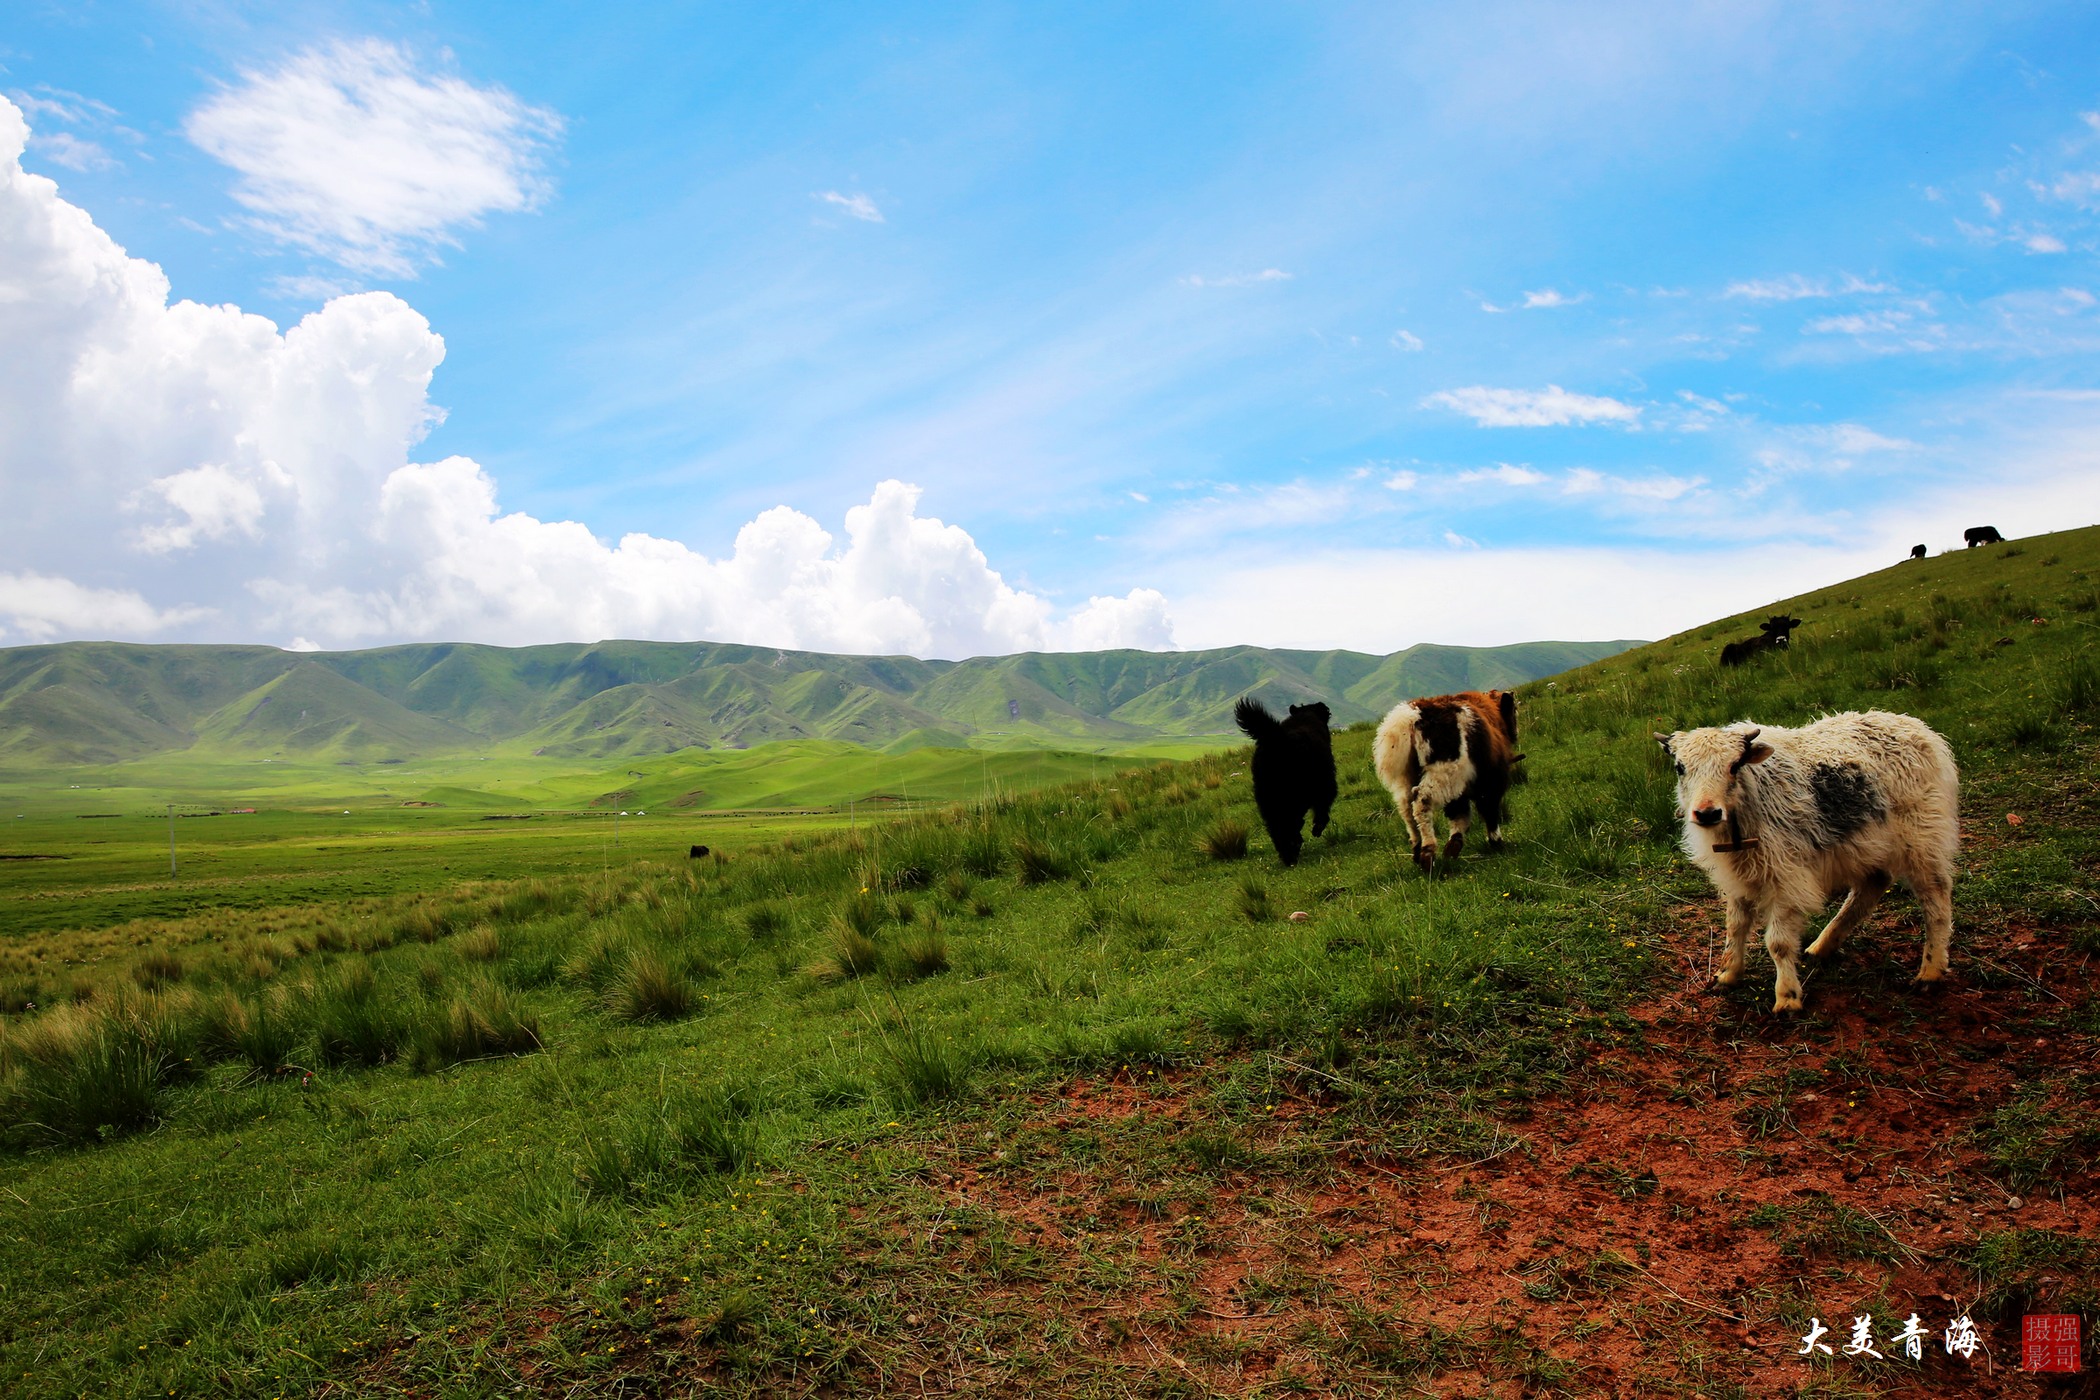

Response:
(1711, 813), (1760, 853)
(1713, 729), (1763, 852)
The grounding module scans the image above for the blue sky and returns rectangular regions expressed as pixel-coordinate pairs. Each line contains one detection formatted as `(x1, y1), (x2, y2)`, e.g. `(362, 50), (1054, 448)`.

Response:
(3, 3), (2098, 656)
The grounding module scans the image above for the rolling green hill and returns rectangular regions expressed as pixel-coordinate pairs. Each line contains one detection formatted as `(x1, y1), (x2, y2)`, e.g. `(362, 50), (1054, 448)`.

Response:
(0, 635), (1639, 766)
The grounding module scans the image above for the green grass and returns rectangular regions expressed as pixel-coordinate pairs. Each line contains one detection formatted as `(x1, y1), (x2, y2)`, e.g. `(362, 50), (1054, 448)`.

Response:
(0, 525), (2095, 1395)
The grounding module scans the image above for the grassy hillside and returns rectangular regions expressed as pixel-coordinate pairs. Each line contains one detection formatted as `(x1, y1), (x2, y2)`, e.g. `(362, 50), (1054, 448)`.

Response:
(0, 636), (1639, 766)
(0, 528), (2093, 1396)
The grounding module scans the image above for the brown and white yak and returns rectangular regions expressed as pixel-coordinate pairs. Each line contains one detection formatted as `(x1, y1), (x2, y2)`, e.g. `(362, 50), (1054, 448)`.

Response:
(1655, 711), (1959, 1013)
(1373, 690), (1519, 874)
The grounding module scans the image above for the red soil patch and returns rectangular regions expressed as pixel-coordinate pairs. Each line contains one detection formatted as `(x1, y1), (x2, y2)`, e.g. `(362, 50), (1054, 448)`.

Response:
(919, 911), (2098, 1396)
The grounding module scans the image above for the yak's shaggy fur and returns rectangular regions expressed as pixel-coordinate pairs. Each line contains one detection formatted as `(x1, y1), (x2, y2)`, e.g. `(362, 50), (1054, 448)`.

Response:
(1656, 710), (1959, 1013)
(1373, 690), (1518, 873)
(1233, 698), (1338, 867)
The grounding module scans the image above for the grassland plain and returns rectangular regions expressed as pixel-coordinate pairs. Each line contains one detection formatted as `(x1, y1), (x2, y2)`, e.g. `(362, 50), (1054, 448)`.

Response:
(0, 743), (1133, 945)
(0, 527), (2095, 1398)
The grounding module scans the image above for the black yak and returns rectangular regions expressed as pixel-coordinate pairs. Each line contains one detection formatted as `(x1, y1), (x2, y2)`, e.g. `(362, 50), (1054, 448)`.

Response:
(1233, 698), (1338, 867)
(1719, 615), (1802, 667)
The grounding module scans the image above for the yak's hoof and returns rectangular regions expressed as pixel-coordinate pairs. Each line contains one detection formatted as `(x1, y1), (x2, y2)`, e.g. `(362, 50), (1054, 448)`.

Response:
(1486, 837), (1505, 853)
(1443, 833), (1465, 861)
(1771, 996), (1802, 1015)
(1413, 847), (1436, 874)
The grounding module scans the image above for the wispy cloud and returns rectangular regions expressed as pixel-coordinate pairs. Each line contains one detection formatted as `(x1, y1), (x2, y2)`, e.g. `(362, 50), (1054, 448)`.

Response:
(815, 190), (884, 223)
(1455, 463), (1546, 486)
(1803, 309), (1913, 336)
(7, 87), (118, 125)
(185, 39), (562, 277)
(1800, 307), (1948, 354)
(1181, 268), (1292, 288)
(1424, 385), (1642, 428)
(264, 273), (358, 303)
(31, 131), (114, 172)
(1722, 273), (1892, 301)
(1815, 424), (1916, 454)
(1389, 328), (1424, 351)
(1722, 273), (1827, 301)
(1480, 287), (1587, 313)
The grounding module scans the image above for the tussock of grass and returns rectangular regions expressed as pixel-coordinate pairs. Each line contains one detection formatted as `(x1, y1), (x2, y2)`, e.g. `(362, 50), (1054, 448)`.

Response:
(891, 927), (950, 981)
(412, 977), (542, 1069)
(307, 962), (408, 1067)
(605, 950), (699, 1023)
(2058, 650), (2100, 714)
(878, 1018), (975, 1105)
(396, 903), (454, 944)
(0, 994), (191, 1143)
(700, 1288), (762, 1342)
(560, 927), (638, 990)
(579, 1088), (756, 1197)
(1012, 835), (1071, 884)
(808, 920), (882, 982)
(1200, 818), (1250, 861)
(195, 989), (301, 1077)
(1237, 874), (1273, 922)
(130, 950), (184, 989)
(455, 924), (502, 961)
(838, 888), (883, 937)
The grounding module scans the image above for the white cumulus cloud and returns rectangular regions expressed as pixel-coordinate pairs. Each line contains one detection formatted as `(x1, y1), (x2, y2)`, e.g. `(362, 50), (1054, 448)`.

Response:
(0, 573), (207, 642)
(0, 95), (1171, 659)
(1424, 385), (1642, 428)
(184, 39), (562, 277)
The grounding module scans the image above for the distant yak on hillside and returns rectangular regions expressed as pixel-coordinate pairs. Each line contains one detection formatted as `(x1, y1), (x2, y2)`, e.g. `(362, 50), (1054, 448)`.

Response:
(1965, 525), (2004, 547)
(1910, 544), (1927, 560)
(1719, 615), (1802, 668)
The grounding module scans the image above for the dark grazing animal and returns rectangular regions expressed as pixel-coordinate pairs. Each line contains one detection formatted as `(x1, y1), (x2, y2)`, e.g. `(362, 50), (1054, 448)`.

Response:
(688, 844), (711, 859)
(1964, 525), (2004, 547)
(1373, 690), (1518, 873)
(1909, 544), (1927, 560)
(1655, 712), (1958, 1013)
(1718, 614), (1802, 667)
(1233, 697), (1338, 867)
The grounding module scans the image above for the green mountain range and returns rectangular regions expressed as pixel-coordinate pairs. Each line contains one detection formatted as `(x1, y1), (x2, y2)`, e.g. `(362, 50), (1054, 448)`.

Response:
(0, 637), (1640, 766)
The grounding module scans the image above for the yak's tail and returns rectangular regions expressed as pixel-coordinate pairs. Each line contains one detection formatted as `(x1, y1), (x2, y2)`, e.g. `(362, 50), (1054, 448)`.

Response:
(1371, 702), (1422, 799)
(1234, 696), (1283, 742)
